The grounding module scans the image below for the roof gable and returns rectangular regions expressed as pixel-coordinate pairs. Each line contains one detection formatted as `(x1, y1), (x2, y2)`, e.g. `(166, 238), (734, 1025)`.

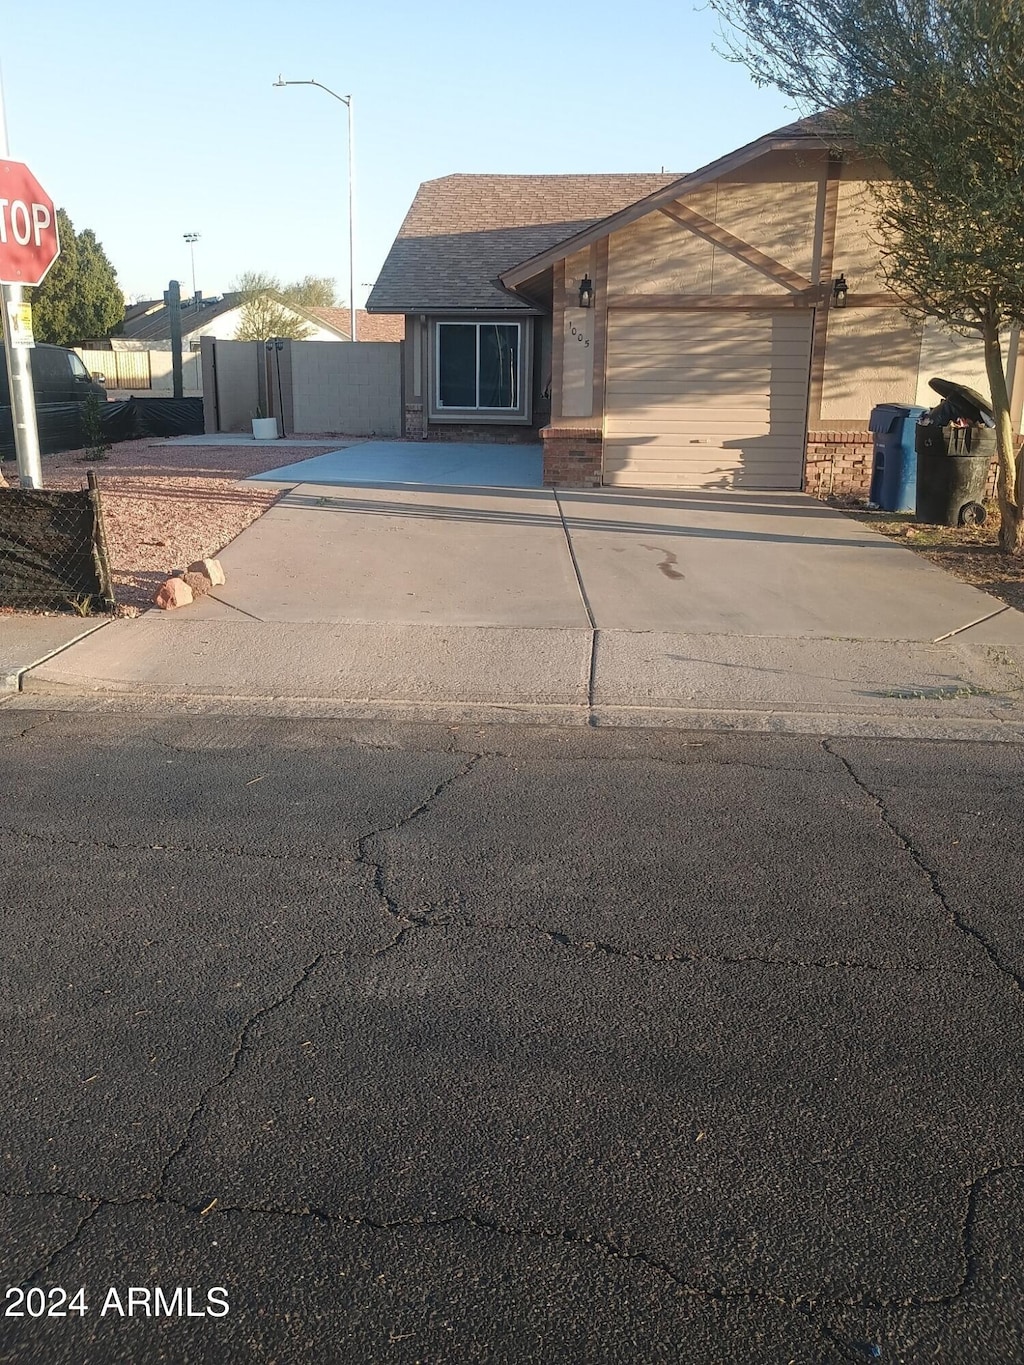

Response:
(365, 174), (680, 314)
(499, 118), (834, 289)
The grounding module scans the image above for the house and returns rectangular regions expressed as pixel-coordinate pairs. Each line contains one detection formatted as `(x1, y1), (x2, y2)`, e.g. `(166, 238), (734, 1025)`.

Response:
(366, 173), (679, 444)
(109, 293), (353, 351)
(368, 121), (1021, 490)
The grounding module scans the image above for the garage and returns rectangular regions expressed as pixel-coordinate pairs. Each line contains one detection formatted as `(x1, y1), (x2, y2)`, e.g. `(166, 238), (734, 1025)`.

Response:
(603, 310), (813, 490)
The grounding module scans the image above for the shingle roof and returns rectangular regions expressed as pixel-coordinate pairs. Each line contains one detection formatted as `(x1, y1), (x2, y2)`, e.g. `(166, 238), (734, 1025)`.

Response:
(309, 308), (406, 342)
(118, 293), (357, 343)
(120, 293), (244, 342)
(365, 174), (680, 313)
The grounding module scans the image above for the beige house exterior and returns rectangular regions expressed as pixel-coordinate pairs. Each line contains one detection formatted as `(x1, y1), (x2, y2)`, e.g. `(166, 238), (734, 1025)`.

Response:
(370, 120), (1024, 493)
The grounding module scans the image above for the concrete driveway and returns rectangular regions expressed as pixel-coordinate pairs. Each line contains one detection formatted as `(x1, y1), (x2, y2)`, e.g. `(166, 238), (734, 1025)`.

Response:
(24, 480), (1024, 737)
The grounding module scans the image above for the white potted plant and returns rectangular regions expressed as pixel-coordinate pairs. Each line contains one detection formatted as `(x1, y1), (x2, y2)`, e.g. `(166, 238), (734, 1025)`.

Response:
(251, 404), (279, 440)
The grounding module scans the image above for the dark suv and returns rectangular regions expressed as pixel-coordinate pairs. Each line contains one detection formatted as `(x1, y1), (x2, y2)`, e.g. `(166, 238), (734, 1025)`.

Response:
(0, 343), (107, 406)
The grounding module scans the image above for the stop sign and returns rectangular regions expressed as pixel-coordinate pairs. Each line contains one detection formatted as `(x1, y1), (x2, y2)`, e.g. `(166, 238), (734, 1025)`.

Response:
(0, 160), (60, 286)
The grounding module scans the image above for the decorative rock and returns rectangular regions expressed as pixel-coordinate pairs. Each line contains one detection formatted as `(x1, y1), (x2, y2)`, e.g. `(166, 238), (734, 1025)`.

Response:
(182, 571), (212, 597)
(188, 557), (225, 587)
(154, 577), (194, 610)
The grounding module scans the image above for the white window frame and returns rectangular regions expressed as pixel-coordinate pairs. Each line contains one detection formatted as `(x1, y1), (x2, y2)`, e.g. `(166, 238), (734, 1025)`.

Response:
(435, 320), (522, 411)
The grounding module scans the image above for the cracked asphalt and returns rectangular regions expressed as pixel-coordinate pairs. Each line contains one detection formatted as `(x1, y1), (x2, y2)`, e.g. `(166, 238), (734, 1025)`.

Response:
(1, 710), (1023, 1363)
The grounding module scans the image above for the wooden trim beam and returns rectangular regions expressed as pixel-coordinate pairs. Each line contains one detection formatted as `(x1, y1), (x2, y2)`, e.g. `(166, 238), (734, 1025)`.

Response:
(592, 238), (610, 433)
(551, 260), (566, 420)
(607, 292), (816, 311)
(807, 155), (842, 425)
(659, 202), (813, 293)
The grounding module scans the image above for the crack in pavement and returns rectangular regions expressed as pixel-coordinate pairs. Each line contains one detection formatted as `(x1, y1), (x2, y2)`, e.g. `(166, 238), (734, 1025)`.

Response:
(6, 1199), (102, 1288)
(822, 740), (1024, 1000)
(157, 951), (327, 1193)
(0, 823), (360, 869)
(354, 753), (484, 931)
(0, 1190), (853, 1358)
(458, 918), (983, 975)
(8, 1164), (1024, 1313)
(0, 716), (56, 743)
(7, 1164), (1024, 1364)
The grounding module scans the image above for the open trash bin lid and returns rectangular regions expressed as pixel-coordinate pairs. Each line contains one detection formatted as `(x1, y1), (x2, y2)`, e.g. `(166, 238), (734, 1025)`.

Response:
(927, 377), (995, 426)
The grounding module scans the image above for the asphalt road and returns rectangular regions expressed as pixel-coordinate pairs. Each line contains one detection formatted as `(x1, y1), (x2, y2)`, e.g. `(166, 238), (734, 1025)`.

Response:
(1, 710), (1023, 1364)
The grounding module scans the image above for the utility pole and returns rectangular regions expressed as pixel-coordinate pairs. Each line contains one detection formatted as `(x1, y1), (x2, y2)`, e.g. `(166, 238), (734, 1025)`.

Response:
(166, 279), (183, 399)
(0, 74), (43, 488)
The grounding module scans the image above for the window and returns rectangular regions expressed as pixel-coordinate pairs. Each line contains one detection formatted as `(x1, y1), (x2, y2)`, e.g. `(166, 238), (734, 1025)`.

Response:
(68, 353), (90, 379)
(437, 322), (520, 410)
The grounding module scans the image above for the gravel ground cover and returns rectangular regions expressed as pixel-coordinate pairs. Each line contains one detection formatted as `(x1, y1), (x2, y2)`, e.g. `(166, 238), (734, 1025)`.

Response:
(3, 437), (345, 614)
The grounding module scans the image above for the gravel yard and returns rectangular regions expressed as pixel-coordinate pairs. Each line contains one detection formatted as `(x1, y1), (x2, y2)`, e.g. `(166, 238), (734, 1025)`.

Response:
(10, 437), (346, 613)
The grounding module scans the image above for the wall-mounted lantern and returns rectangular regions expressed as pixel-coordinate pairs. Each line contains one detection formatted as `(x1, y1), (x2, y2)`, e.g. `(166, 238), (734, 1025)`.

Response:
(832, 273), (849, 308)
(578, 274), (594, 309)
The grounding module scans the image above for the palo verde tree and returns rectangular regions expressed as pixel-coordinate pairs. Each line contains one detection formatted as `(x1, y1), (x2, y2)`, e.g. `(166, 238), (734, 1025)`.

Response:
(29, 210), (123, 346)
(708, 0), (1024, 553)
(231, 271), (338, 341)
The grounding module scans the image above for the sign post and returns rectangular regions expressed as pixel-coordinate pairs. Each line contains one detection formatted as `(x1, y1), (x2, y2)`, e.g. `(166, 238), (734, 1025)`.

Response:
(0, 157), (61, 488)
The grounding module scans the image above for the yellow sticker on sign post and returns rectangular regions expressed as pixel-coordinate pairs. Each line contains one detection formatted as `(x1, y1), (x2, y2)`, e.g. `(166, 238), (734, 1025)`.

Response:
(7, 299), (35, 348)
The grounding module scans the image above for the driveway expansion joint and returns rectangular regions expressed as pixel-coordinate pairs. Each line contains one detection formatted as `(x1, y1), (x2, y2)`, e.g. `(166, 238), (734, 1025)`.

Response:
(822, 740), (1024, 999)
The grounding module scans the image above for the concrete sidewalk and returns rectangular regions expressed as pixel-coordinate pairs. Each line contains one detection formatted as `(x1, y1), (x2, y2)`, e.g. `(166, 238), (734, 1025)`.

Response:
(15, 484), (1024, 738)
(1, 616), (108, 693)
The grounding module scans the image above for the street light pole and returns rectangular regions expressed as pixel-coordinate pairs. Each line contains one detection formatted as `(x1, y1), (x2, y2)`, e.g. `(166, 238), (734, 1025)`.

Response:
(183, 232), (200, 303)
(273, 76), (356, 342)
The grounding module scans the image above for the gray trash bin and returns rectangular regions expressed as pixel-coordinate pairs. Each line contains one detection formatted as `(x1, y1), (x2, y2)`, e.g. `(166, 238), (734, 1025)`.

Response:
(915, 378), (995, 527)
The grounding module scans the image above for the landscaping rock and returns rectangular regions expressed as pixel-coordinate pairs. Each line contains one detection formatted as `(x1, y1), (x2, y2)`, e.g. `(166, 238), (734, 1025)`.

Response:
(188, 557), (226, 587)
(182, 571), (212, 597)
(154, 578), (194, 610)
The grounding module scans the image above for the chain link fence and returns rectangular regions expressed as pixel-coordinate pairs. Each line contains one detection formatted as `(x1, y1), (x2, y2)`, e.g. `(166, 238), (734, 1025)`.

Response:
(0, 469), (115, 614)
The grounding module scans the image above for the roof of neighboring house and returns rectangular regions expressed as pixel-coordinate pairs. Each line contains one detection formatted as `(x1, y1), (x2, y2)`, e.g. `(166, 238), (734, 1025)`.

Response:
(365, 174), (681, 314)
(119, 293), (245, 342)
(309, 308), (406, 342)
(118, 292), (355, 344)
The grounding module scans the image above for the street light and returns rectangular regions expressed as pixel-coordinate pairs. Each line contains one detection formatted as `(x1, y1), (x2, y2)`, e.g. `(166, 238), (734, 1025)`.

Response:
(183, 232), (200, 305)
(273, 75), (356, 342)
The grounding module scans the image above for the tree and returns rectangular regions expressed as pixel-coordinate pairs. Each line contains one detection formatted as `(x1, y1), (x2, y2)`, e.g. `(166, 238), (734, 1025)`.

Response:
(284, 275), (337, 308)
(708, 0), (1024, 553)
(29, 210), (123, 346)
(231, 270), (339, 341)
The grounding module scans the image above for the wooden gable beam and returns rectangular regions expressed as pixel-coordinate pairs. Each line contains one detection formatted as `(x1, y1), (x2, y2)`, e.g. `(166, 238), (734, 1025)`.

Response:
(658, 201), (814, 293)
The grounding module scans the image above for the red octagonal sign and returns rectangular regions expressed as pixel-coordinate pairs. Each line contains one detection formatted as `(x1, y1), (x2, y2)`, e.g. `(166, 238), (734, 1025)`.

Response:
(0, 159), (60, 286)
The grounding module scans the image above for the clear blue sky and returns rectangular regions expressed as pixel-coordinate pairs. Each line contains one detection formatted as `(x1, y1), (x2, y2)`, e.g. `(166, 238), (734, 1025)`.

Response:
(1, 0), (795, 309)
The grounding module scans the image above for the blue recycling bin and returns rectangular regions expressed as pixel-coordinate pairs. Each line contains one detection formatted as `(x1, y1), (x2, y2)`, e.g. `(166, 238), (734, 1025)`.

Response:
(868, 403), (927, 512)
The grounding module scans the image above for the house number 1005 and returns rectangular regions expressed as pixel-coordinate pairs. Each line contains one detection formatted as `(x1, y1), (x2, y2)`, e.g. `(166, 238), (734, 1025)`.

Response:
(569, 322), (591, 347)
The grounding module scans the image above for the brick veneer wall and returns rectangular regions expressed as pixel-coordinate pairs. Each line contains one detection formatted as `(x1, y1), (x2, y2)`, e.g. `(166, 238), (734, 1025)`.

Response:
(804, 431), (875, 499)
(805, 428), (1010, 502)
(541, 424), (603, 487)
(404, 402), (425, 439)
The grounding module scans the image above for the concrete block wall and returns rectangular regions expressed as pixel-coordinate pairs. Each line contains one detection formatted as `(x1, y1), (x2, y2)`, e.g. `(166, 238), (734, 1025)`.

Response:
(202, 339), (261, 434)
(290, 341), (402, 436)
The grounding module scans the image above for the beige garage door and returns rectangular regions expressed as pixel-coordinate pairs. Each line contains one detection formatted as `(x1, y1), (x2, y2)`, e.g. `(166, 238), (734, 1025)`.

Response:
(604, 310), (813, 489)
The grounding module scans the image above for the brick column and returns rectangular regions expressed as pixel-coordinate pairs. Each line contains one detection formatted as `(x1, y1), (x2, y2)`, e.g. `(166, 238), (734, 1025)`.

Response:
(541, 424), (603, 488)
(404, 401), (425, 439)
(804, 430), (874, 498)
